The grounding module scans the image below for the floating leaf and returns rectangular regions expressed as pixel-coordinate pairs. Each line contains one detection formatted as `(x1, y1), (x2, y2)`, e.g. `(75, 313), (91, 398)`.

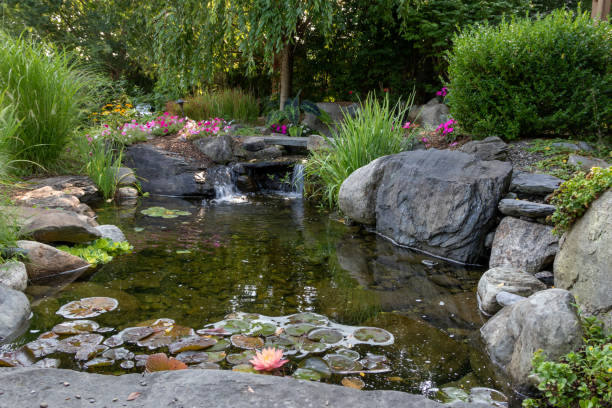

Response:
(168, 336), (217, 354)
(307, 328), (343, 344)
(145, 353), (188, 372)
(226, 350), (256, 365)
(56, 297), (118, 319)
(196, 327), (231, 336)
(249, 322), (277, 336)
(353, 327), (393, 345)
(299, 357), (331, 378)
(287, 312), (328, 326)
(103, 334), (125, 348)
(359, 353), (390, 373)
(230, 334), (264, 350)
(205, 351), (227, 363)
(218, 319), (251, 334)
(207, 339), (231, 351)
(52, 320), (100, 335)
(102, 347), (134, 361)
(25, 338), (59, 358)
(141, 207), (191, 218)
(75, 345), (107, 361)
(293, 368), (322, 381)
(263, 336), (298, 355)
(324, 354), (364, 374)
(232, 363), (258, 374)
(284, 323), (316, 337)
(335, 348), (360, 361)
(342, 377), (365, 390)
(191, 361), (220, 370)
(57, 334), (104, 354)
(120, 360), (135, 369)
(0, 350), (34, 367)
(175, 351), (210, 364)
(137, 325), (195, 350)
(84, 357), (113, 369)
(296, 338), (329, 354)
(118, 327), (156, 344)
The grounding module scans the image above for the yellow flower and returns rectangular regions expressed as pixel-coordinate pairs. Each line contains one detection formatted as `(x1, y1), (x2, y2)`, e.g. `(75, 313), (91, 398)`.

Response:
(608, 367), (612, 373)
(102, 111), (110, 116)
(125, 103), (133, 108)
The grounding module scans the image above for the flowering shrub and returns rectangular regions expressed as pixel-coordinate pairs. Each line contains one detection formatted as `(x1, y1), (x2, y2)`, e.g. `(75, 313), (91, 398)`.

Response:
(436, 87), (448, 100)
(176, 118), (230, 140)
(271, 124), (288, 134)
(90, 102), (137, 129)
(436, 118), (457, 143)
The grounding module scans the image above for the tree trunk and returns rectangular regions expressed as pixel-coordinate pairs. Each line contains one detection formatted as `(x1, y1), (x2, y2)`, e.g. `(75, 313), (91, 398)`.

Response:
(592, 0), (611, 20)
(279, 42), (293, 110)
(271, 52), (281, 97)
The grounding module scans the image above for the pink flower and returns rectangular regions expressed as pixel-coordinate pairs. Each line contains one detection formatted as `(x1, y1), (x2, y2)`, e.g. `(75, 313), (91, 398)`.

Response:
(86, 135), (93, 142)
(450, 142), (458, 147)
(402, 122), (412, 129)
(383, 88), (389, 93)
(348, 91), (353, 95)
(163, 112), (169, 116)
(249, 348), (288, 372)
(103, 124), (109, 128)
(421, 137), (429, 143)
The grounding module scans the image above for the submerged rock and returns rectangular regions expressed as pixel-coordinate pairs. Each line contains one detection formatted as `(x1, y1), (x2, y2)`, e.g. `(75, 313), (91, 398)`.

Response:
(0, 285), (30, 343)
(489, 217), (558, 273)
(554, 190), (612, 332)
(0, 261), (28, 291)
(16, 240), (91, 280)
(480, 289), (582, 392)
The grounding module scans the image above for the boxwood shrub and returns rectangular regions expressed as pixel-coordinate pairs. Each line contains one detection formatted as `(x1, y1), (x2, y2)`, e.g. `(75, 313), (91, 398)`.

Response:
(446, 9), (612, 140)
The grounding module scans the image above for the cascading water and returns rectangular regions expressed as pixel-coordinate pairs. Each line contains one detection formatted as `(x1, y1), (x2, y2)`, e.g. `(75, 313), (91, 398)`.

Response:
(290, 163), (305, 197)
(209, 166), (246, 203)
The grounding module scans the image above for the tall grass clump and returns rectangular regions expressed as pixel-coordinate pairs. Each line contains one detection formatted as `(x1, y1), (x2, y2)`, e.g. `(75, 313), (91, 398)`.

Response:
(0, 31), (95, 172)
(0, 92), (22, 177)
(446, 9), (612, 140)
(305, 93), (416, 208)
(75, 132), (123, 200)
(166, 89), (259, 123)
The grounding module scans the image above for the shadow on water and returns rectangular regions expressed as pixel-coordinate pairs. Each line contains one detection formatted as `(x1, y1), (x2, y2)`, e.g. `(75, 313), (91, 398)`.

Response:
(14, 195), (513, 404)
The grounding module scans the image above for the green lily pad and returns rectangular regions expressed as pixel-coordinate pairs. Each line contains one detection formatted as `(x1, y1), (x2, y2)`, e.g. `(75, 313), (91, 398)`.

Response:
(335, 348), (360, 361)
(207, 339), (231, 351)
(75, 345), (108, 361)
(230, 334), (264, 350)
(264, 336), (298, 355)
(84, 357), (113, 369)
(141, 207), (191, 218)
(57, 334), (104, 354)
(118, 327), (156, 344)
(102, 347), (134, 361)
(296, 338), (329, 354)
(232, 363), (258, 374)
(284, 323), (316, 337)
(226, 350), (256, 365)
(324, 354), (364, 374)
(287, 312), (328, 326)
(136, 325), (195, 350)
(56, 297), (118, 319)
(25, 338), (59, 358)
(249, 322), (277, 336)
(191, 362), (221, 370)
(353, 327), (393, 345)
(205, 351), (227, 363)
(219, 319), (251, 334)
(168, 336), (217, 354)
(196, 327), (231, 336)
(102, 334), (124, 347)
(52, 320), (100, 335)
(299, 357), (331, 378)
(175, 351), (210, 364)
(293, 368), (322, 381)
(359, 353), (391, 373)
(307, 328), (343, 344)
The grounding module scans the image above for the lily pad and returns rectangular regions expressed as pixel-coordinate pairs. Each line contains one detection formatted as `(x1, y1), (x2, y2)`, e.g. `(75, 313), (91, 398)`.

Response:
(52, 320), (100, 335)
(84, 357), (113, 369)
(307, 328), (343, 344)
(226, 350), (256, 365)
(120, 360), (135, 369)
(168, 336), (217, 354)
(284, 323), (316, 337)
(359, 353), (390, 373)
(145, 353), (188, 372)
(33, 358), (61, 368)
(207, 339), (231, 351)
(353, 327), (393, 345)
(230, 334), (264, 350)
(118, 327), (156, 343)
(296, 338), (329, 354)
(25, 338), (59, 358)
(137, 325), (195, 350)
(218, 319), (251, 334)
(249, 322), (277, 336)
(57, 297), (118, 319)
(299, 357), (331, 378)
(102, 334), (125, 347)
(324, 354), (364, 374)
(191, 362), (220, 370)
(102, 347), (134, 361)
(175, 351), (210, 364)
(196, 327), (231, 336)
(293, 368), (322, 381)
(232, 363), (258, 374)
(141, 207), (191, 218)
(342, 376), (365, 390)
(288, 312), (328, 326)
(0, 350), (35, 367)
(57, 334), (104, 354)
(335, 348), (360, 361)
(75, 345), (108, 361)
(206, 351), (227, 363)
(264, 336), (298, 355)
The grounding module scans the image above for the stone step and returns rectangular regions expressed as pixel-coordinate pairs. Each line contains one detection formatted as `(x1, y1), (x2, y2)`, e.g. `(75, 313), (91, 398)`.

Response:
(261, 135), (309, 148)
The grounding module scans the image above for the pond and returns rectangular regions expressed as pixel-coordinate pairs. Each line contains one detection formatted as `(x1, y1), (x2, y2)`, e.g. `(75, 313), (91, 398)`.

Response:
(9, 194), (510, 405)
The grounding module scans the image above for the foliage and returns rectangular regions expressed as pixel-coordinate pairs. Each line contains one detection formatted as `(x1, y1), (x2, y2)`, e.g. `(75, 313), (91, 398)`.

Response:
(0, 31), (96, 172)
(89, 102), (138, 129)
(0, 198), (19, 261)
(74, 132), (124, 200)
(165, 89), (259, 123)
(0, 92), (22, 177)
(523, 316), (612, 408)
(446, 9), (612, 140)
(267, 93), (321, 127)
(57, 238), (133, 266)
(548, 167), (612, 235)
(305, 93), (416, 208)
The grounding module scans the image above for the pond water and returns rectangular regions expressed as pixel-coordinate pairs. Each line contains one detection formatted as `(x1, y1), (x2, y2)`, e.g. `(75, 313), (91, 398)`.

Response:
(10, 194), (511, 405)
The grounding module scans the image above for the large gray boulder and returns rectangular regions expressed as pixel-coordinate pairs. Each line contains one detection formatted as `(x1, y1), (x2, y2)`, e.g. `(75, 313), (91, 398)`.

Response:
(0, 367), (489, 408)
(0, 261), (28, 292)
(194, 134), (234, 164)
(95, 225), (127, 243)
(408, 98), (450, 129)
(510, 171), (563, 196)
(458, 136), (508, 161)
(554, 189), (612, 332)
(567, 154), (609, 172)
(489, 217), (558, 273)
(340, 149), (512, 264)
(477, 266), (546, 315)
(19, 211), (101, 244)
(480, 289), (583, 392)
(0, 285), (30, 342)
(498, 199), (555, 220)
(124, 144), (215, 197)
(16, 240), (91, 280)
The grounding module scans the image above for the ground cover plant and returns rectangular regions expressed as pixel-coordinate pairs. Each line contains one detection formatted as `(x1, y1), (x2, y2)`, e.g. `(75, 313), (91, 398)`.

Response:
(446, 9), (611, 140)
(57, 238), (133, 266)
(0, 31), (95, 172)
(305, 93), (416, 207)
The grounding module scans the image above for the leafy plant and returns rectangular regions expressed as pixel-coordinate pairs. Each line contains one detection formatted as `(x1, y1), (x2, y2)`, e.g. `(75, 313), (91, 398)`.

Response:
(165, 89), (259, 123)
(267, 92), (321, 128)
(548, 167), (612, 235)
(446, 9), (612, 140)
(305, 92), (416, 208)
(523, 316), (612, 408)
(57, 238), (133, 266)
(0, 31), (96, 172)
(74, 132), (124, 200)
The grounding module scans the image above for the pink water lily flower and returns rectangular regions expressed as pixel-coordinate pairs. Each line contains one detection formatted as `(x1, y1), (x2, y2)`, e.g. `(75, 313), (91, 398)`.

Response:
(249, 347), (288, 371)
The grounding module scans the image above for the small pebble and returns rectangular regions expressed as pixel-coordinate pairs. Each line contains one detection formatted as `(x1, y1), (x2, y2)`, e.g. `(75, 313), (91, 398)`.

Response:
(89, 398), (96, 403)
(63, 382), (70, 387)
(113, 397), (118, 402)
(139, 381), (147, 386)
(40, 404), (48, 408)
(75, 395), (81, 399)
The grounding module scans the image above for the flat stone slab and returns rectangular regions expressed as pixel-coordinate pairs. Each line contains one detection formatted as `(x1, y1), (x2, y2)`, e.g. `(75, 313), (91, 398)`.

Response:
(510, 171), (563, 196)
(0, 368), (488, 408)
(261, 135), (308, 148)
(498, 199), (556, 219)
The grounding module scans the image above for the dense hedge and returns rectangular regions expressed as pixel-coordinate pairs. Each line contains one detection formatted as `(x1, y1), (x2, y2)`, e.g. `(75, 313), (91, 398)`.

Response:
(446, 9), (612, 140)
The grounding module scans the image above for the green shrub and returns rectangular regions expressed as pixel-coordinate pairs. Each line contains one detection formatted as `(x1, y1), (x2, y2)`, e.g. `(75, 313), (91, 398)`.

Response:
(305, 93), (416, 208)
(166, 89), (259, 123)
(58, 238), (133, 266)
(74, 131), (124, 200)
(0, 92), (22, 177)
(523, 316), (612, 408)
(446, 9), (612, 140)
(0, 31), (95, 171)
(548, 166), (612, 235)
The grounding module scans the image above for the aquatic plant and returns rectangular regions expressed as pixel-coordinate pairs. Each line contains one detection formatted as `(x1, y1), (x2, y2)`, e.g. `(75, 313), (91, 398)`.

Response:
(140, 207), (191, 218)
(56, 297), (119, 319)
(57, 238), (133, 266)
(145, 353), (188, 372)
(250, 347), (289, 372)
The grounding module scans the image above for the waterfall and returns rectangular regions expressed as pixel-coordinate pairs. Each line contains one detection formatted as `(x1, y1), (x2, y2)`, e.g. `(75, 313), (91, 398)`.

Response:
(291, 163), (305, 197)
(209, 166), (246, 203)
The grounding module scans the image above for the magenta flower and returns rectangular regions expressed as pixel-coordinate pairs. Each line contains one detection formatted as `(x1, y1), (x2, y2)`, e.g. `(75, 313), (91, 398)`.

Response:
(402, 122), (412, 129)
